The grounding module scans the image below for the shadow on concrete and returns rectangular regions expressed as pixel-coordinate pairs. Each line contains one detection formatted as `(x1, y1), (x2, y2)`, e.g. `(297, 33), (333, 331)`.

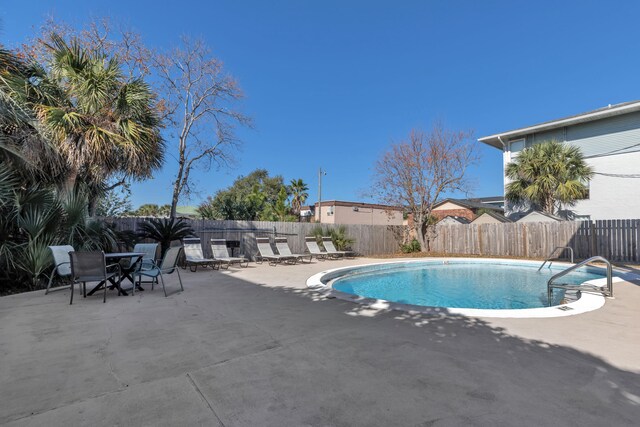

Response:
(176, 271), (640, 425)
(2, 267), (639, 426)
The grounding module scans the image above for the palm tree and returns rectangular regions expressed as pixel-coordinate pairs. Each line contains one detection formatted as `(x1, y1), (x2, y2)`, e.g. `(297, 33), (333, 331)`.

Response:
(33, 34), (165, 195)
(289, 178), (309, 216)
(505, 140), (593, 215)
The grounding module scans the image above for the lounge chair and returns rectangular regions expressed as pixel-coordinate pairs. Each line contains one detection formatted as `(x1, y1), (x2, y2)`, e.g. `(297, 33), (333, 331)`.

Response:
(46, 245), (75, 294)
(182, 238), (219, 271)
(322, 237), (356, 258)
(275, 237), (312, 263)
(136, 246), (184, 297)
(304, 237), (329, 260)
(210, 239), (249, 268)
(256, 237), (297, 265)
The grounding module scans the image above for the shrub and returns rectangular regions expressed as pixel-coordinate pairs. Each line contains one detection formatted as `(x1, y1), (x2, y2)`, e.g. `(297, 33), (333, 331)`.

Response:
(138, 217), (196, 257)
(401, 239), (421, 253)
(307, 225), (355, 251)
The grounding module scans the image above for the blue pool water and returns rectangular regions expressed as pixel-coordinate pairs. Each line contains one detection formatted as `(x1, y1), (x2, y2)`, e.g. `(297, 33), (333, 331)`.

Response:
(331, 262), (604, 309)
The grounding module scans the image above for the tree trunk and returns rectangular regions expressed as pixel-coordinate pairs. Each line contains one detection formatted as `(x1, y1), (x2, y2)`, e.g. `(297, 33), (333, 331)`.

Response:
(414, 222), (427, 252)
(88, 195), (98, 217)
(64, 169), (78, 194)
(170, 183), (180, 219)
(171, 155), (186, 219)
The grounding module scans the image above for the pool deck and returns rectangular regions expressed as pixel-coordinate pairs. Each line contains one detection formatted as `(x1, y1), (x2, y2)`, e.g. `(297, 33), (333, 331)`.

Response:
(1, 257), (639, 426)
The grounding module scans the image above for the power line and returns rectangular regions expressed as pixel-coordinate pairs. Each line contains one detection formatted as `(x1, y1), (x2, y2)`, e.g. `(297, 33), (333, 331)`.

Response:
(586, 141), (640, 158)
(593, 172), (640, 178)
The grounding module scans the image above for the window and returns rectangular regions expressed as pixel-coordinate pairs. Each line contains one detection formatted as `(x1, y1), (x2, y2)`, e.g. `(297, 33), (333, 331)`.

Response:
(509, 139), (525, 153)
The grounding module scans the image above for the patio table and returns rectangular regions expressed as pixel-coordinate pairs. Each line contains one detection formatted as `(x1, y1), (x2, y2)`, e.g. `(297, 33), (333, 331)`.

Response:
(86, 252), (144, 296)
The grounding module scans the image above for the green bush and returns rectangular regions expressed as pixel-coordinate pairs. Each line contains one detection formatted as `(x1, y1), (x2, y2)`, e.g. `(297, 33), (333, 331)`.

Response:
(400, 239), (421, 253)
(308, 225), (355, 251)
(138, 217), (196, 257)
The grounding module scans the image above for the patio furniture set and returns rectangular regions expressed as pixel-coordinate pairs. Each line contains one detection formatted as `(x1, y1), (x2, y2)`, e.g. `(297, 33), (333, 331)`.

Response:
(46, 243), (183, 304)
(45, 236), (355, 304)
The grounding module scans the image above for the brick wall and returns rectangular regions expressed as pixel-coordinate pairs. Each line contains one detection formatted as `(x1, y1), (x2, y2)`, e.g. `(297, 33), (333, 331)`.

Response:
(431, 208), (475, 221)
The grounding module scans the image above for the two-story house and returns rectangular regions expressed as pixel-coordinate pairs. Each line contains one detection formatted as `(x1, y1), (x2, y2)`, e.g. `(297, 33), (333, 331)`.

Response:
(479, 101), (640, 220)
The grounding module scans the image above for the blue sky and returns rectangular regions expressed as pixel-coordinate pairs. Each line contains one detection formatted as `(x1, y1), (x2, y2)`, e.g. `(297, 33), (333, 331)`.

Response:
(3, 1), (639, 208)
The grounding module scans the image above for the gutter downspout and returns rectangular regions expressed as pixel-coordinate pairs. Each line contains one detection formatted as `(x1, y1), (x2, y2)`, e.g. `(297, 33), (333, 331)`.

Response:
(498, 136), (509, 217)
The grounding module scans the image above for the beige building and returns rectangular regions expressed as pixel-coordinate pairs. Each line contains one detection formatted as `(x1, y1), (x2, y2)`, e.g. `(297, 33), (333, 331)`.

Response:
(314, 200), (403, 225)
(471, 211), (512, 225)
(516, 211), (562, 223)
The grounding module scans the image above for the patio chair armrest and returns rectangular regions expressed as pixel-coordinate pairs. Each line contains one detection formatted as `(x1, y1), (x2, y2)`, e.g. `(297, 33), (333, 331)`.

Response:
(138, 259), (158, 271)
(106, 263), (122, 275)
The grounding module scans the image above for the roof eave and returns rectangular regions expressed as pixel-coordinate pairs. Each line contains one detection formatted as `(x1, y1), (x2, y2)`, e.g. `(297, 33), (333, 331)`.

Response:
(478, 101), (640, 149)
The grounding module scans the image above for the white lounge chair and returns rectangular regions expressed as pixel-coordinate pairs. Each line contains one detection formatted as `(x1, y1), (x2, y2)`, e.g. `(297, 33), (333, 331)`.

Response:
(322, 237), (356, 258)
(304, 237), (329, 260)
(210, 239), (249, 268)
(256, 237), (296, 265)
(275, 237), (312, 263)
(182, 238), (219, 271)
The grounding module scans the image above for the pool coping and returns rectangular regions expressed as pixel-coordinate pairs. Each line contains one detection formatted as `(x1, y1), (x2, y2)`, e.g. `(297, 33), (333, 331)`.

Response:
(305, 257), (636, 318)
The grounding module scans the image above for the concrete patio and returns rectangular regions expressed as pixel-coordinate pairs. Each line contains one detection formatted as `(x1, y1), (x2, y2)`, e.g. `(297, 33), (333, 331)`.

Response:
(1, 257), (639, 426)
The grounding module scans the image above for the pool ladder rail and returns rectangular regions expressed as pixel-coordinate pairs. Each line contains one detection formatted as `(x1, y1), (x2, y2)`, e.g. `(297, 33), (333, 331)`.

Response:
(546, 256), (613, 306)
(538, 246), (574, 271)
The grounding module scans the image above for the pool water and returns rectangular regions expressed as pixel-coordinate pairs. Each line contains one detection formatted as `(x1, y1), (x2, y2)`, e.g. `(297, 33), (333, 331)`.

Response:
(331, 262), (604, 309)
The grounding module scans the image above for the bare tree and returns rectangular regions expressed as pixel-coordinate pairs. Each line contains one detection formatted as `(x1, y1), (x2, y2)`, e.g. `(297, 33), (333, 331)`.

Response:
(372, 124), (478, 251)
(154, 37), (251, 218)
(22, 16), (153, 80)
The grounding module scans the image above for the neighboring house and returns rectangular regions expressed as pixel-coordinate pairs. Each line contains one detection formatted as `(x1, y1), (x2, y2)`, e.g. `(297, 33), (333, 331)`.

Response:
(314, 200), (403, 225)
(470, 196), (505, 210)
(299, 205), (315, 222)
(516, 211), (562, 223)
(471, 211), (512, 225)
(431, 198), (504, 222)
(479, 101), (640, 220)
(437, 216), (471, 225)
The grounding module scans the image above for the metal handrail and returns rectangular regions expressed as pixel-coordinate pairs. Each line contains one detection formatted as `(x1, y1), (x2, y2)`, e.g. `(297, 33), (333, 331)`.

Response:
(538, 246), (574, 271)
(547, 256), (613, 306)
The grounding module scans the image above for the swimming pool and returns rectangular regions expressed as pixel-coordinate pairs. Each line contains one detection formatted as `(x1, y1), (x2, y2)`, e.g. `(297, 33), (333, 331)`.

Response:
(307, 259), (614, 318)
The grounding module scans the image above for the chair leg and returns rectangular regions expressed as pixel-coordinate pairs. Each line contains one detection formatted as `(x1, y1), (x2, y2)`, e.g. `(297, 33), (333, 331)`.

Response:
(70, 281), (74, 305)
(83, 282), (87, 298)
(46, 273), (55, 295)
(159, 273), (167, 297)
(176, 268), (184, 292)
(103, 280), (107, 303)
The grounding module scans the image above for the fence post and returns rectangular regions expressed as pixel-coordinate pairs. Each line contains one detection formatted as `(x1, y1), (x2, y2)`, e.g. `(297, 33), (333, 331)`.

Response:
(589, 220), (597, 257)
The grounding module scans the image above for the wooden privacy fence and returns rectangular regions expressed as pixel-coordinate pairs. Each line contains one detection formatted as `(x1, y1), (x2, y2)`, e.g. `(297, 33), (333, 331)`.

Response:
(432, 219), (640, 263)
(107, 218), (402, 260)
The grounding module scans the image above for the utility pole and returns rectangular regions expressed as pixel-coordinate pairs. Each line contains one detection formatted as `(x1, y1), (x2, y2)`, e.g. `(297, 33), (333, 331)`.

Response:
(318, 167), (326, 223)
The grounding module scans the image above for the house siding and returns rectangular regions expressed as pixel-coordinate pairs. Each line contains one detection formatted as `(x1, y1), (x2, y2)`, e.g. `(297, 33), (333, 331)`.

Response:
(503, 111), (640, 220)
(315, 202), (402, 225)
(472, 213), (507, 225)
